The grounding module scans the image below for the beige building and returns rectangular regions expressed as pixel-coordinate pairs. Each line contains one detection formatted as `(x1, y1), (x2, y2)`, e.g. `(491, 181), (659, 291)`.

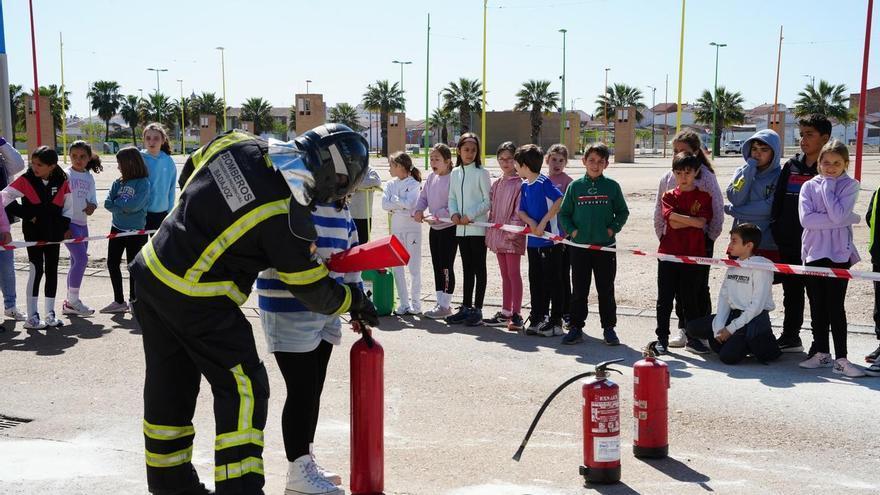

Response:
(25, 94), (53, 154)
(386, 112), (406, 155)
(294, 94), (326, 135)
(473, 111), (581, 153)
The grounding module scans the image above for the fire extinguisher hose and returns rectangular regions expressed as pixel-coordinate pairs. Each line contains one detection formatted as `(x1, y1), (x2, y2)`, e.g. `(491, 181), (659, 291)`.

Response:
(512, 371), (596, 461)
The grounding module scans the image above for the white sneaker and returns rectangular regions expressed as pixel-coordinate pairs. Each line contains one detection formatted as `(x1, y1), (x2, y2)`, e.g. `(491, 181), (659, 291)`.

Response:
(4, 307), (26, 321)
(100, 301), (129, 314)
(311, 454), (342, 486)
(799, 352), (833, 369)
(62, 300), (95, 316)
(44, 311), (63, 328)
(423, 305), (453, 319)
(408, 305), (422, 315)
(668, 328), (687, 348)
(865, 360), (880, 377)
(286, 454), (345, 495)
(393, 305), (410, 316)
(833, 358), (866, 378)
(23, 313), (46, 330)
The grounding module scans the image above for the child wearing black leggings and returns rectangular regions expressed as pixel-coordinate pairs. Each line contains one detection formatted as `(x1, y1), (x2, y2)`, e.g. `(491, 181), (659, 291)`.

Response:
(1, 146), (71, 329)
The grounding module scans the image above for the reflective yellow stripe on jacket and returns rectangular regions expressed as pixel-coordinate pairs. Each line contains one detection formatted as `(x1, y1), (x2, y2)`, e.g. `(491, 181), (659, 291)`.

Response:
(141, 240), (248, 305)
(183, 132), (254, 191)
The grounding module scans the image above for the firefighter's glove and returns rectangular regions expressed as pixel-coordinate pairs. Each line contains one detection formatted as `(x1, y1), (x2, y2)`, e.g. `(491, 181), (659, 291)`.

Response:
(348, 283), (380, 328)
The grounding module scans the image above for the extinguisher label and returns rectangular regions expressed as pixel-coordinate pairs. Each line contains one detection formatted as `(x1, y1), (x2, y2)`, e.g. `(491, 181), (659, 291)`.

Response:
(590, 399), (620, 434)
(593, 436), (620, 462)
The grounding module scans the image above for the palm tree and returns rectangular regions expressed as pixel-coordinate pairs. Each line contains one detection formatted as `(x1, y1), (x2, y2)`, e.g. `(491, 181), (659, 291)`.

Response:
(514, 79), (559, 145)
(362, 80), (405, 157)
(39, 85), (71, 148)
(430, 107), (455, 144)
(329, 103), (363, 131)
(191, 92), (226, 131)
(793, 80), (849, 121)
(594, 83), (646, 123)
(8, 84), (24, 146)
(87, 80), (122, 142)
(142, 92), (177, 130)
(442, 78), (482, 134)
(119, 95), (141, 147)
(240, 97), (273, 135)
(694, 86), (746, 153)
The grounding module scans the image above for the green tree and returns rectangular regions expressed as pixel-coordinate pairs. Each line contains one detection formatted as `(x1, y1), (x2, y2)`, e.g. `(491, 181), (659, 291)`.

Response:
(430, 107), (455, 144)
(793, 80), (849, 121)
(87, 80), (122, 142)
(362, 80), (405, 157)
(594, 83), (646, 123)
(329, 102), (363, 131)
(191, 92), (226, 132)
(39, 85), (71, 148)
(287, 106), (297, 134)
(694, 86), (746, 154)
(141, 92), (177, 131)
(119, 95), (141, 147)
(513, 79), (559, 145)
(442, 78), (482, 133)
(8, 84), (25, 145)
(240, 97), (274, 135)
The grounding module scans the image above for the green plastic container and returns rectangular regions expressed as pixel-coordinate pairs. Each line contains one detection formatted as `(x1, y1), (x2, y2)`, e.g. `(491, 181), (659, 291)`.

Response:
(361, 269), (395, 316)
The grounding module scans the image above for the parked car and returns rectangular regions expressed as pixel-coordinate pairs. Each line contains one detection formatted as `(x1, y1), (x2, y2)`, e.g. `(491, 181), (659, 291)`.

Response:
(723, 140), (743, 154)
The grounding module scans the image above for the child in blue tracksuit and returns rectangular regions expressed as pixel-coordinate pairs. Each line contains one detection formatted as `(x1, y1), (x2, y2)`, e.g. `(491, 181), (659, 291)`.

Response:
(256, 200), (360, 492)
(725, 129), (782, 260)
(141, 123), (177, 231)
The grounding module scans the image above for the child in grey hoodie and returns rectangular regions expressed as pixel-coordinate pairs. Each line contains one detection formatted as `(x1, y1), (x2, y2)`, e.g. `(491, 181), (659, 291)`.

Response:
(725, 129), (782, 260)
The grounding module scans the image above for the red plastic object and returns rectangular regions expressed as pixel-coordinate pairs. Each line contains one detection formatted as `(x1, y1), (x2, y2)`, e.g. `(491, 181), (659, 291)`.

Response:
(327, 235), (410, 273)
(633, 355), (670, 458)
(580, 376), (621, 483)
(350, 331), (385, 494)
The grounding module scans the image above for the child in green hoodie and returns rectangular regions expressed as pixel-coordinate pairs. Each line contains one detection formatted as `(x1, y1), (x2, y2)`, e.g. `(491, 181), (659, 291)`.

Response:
(558, 143), (629, 345)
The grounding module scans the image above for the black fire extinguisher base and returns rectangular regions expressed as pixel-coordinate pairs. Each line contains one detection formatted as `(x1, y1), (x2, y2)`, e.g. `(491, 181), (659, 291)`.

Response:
(579, 465), (621, 484)
(633, 444), (668, 458)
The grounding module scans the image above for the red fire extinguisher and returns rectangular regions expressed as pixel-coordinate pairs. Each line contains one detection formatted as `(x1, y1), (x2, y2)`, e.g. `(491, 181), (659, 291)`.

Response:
(513, 359), (624, 485)
(350, 328), (385, 495)
(633, 342), (669, 458)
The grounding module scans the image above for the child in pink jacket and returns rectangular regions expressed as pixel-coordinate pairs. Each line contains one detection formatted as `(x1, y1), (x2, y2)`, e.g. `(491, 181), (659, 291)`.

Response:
(484, 141), (526, 331)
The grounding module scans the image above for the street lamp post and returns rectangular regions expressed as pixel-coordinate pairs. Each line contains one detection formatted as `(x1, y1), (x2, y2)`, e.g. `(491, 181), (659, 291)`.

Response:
(177, 79), (184, 153)
(803, 74), (815, 87)
(709, 41), (727, 157)
(146, 67), (167, 94)
(392, 60), (412, 110)
(647, 85), (656, 151)
(603, 67), (610, 143)
(559, 28), (567, 146)
(306, 79), (312, 94)
(216, 47), (227, 131)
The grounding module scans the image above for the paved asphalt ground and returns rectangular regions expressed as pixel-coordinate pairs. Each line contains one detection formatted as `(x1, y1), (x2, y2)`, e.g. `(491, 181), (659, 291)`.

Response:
(1, 153), (879, 494)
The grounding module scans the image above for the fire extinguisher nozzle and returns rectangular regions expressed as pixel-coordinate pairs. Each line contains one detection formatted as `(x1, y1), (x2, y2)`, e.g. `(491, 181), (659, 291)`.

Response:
(512, 446), (525, 462)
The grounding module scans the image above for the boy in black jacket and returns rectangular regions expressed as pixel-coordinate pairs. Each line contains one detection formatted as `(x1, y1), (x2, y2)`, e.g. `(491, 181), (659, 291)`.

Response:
(769, 114), (831, 353)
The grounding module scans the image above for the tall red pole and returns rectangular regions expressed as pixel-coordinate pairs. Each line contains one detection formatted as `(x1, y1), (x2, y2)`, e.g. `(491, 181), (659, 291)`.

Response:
(855, 0), (874, 181)
(28, 0), (41, 147)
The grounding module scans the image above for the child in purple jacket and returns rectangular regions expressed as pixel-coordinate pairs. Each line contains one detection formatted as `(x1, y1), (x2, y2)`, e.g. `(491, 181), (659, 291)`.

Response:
(414, 143), (456, 319)
(797, 140), (865, 378)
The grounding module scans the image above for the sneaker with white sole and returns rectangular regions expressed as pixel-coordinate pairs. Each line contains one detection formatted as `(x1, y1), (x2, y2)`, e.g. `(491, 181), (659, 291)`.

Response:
(23, 313), (46, 330)
(525, 314), (545, 336)
(393, 305), (411, 316)
(799, 352), (833, 369)
(423, 305), (453, 319)
(668, 328), (687, 348)
(865, 359), (880, 377)
(100, 301), (129, 314)
(311, 455), (342, 486)
(44, 311), (63, 328)
(537, 319), (561, 337)
(62, 300), (95, 316)
(4, 307), (26, 321)
(832, 358), (866, 378)
(286, 454), (344, 495)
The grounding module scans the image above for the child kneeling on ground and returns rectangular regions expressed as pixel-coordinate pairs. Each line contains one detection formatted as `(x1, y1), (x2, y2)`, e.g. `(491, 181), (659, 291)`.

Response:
(685, 223), (781, 364)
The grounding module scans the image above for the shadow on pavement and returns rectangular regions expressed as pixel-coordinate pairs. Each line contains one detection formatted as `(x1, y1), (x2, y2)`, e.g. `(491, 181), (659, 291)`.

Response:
(588, 481), (642, 494)
(670, 349), (880, 390)
(638, 455), (713, 491)
(0, 316), (123, 355)
(109, 313), (141, 333)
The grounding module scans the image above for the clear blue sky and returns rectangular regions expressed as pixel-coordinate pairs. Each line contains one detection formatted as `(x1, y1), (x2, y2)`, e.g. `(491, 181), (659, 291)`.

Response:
(2, 0), (877, 119)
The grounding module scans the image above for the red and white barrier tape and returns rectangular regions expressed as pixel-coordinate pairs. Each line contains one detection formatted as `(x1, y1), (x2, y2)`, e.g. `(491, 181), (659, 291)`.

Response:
(0, 229), (156, 250)
(430, 216), (879, 283)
